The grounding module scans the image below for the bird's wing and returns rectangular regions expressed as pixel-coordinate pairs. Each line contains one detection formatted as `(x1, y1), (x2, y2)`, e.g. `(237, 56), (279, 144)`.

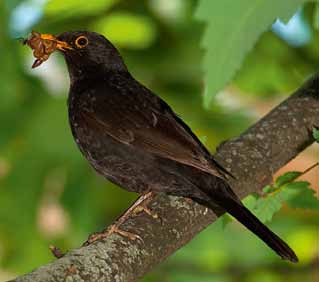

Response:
(81, 86), (230, 179)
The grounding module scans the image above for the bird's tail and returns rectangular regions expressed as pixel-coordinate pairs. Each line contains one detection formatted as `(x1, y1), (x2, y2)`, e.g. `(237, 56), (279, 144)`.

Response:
(208, 182), (298, 263)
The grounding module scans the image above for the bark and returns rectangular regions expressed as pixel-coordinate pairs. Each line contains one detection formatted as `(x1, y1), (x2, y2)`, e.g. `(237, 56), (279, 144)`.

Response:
(10, 74), (319, 282)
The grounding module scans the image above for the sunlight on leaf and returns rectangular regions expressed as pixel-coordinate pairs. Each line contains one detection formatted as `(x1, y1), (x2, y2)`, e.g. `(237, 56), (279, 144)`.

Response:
(274, 171), (302, 188)
(288, 228), (318, 262)
(285, 182), (319, 208)
(244, 170), (318, 223)
(91, 12), (157, 49)
(45, 0), (118, 17)
(195, 0), (313, 107)
(252, 193), (283, 223)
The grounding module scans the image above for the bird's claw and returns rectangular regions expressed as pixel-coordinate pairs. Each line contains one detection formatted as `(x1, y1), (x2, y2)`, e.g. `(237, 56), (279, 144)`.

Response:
(113, 226), (143, 242)
(133, 204), (158, 219)
(131, 191), (159, 220)
(83, 192), (159, 246)
(83, 224), (142, 246)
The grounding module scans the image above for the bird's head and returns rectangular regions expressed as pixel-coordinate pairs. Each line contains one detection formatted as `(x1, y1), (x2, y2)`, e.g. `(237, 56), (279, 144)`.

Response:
(26, 31), (127, 81)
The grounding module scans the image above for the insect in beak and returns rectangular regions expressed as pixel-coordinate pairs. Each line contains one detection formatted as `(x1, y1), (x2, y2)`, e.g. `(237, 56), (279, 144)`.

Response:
(22, 31), (73, 68)
(39, 33), (73, 51)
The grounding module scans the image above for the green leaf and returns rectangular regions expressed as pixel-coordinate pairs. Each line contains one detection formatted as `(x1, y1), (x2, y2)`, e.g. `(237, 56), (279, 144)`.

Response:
(242, 194), (259, 210)
(252, 193), (283, 223)
(244, 180), (319, 223)
(243, 193), (282, 223)
(263, 185), (276, 194)
(195, 0), (313, 107)
(313, 128), (319, 142)
(274, 171), (302, 188)
(284, 181), (319, 210)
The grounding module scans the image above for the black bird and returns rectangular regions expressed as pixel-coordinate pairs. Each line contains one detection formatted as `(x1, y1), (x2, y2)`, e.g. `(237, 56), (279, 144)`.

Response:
(32, 31), (298, 262)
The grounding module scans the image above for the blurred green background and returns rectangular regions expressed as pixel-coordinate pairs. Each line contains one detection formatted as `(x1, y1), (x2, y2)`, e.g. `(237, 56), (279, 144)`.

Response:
(0, 0), (318, 281)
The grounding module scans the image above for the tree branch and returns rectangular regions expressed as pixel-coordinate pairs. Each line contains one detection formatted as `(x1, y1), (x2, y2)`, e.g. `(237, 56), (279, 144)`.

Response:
(10, 74), (319, 282)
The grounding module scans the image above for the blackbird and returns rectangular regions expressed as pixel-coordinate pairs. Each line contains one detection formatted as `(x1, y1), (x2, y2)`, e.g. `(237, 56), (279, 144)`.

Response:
(29, 31), (298, 262)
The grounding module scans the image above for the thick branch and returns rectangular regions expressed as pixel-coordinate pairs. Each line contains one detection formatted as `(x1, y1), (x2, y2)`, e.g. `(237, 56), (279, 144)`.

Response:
(11, 74), (319, 282)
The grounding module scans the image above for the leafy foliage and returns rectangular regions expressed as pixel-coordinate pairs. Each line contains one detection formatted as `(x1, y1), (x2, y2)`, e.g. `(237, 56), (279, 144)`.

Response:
(313, 128), (319, 142)
(195, 0), (316, 106)
(244, 170), (319, 223)
(244, 193), (283, 223)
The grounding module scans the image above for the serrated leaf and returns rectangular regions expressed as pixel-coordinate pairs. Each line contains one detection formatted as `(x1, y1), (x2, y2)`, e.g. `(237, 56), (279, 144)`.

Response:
(244, 180), (319, 224)
(284, 181), (319, 209)
(252, 193), (283, 223)
(243, 194), (259, 210)
(195, 0), (313, 107)
(313, 128), (319, 142)
(274, 171), (302, 188)
(243, 193), (282, 223)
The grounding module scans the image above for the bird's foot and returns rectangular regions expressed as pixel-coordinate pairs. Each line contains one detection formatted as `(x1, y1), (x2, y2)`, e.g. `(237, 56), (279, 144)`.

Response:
(132, 192), (158, 219)
(133, 204), (158, 219)
(82, 192), (158, 246)
(83, 224), (142, 246)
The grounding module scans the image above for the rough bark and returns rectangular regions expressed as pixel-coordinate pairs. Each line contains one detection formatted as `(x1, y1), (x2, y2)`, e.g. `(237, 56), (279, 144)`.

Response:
(10, 74), (319, 282)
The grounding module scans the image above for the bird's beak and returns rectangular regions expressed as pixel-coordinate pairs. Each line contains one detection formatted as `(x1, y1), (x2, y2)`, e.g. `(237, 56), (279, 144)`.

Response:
(39, 33), (73, 51)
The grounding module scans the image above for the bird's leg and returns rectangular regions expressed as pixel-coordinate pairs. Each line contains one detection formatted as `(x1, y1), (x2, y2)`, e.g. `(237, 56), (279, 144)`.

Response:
(131, 191), (158, 219)
(83, 192), (157, 246)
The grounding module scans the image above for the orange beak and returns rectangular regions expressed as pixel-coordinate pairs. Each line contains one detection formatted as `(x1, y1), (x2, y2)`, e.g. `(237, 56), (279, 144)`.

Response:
(39, 33), (73, 51)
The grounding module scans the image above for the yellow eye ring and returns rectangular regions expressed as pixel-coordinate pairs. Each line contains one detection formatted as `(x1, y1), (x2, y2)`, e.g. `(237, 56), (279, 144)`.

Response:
(75, 36), (89, 48)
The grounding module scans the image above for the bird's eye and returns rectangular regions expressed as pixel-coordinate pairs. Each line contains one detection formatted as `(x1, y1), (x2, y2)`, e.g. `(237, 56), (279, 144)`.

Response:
(75, 36), (89, 48)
